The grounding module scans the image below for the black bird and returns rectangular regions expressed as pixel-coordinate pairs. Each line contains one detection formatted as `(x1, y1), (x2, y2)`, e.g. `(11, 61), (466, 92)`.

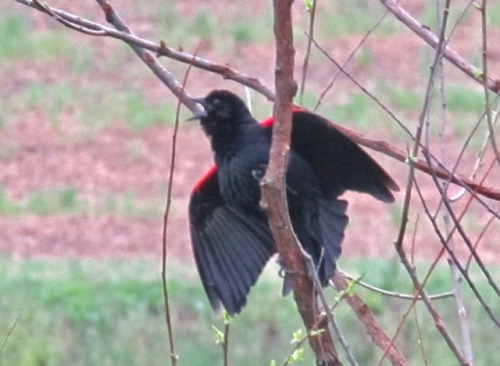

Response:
(188, 89), (399, 315)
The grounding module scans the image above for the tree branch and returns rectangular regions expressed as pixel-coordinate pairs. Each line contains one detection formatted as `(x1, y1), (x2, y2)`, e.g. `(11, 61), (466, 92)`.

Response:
(261, 1), (341, 365)
(332, 273), (408, 366)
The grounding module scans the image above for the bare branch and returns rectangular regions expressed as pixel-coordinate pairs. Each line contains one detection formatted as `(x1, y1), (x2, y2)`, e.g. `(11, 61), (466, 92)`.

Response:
(392, 235), (469, 365)
(298, 0), (317, 104)
(433, 1), (473, 361)
(0, 315), (20, 355)
(379, 0), (500, 94)
(14, 0), (273, 107)
(332, 273), (408, 366)
(158, 45), (199, 366)
(479, 0), (500, 166)
(261, 0), (341, 364)
(338, 270), (454, 301)
(314, 9), (391, 111)
(414, 173), (500, 328)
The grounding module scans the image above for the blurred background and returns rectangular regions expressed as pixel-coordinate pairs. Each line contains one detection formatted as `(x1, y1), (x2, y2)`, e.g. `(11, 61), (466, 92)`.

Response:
(1, 0), (499, 364)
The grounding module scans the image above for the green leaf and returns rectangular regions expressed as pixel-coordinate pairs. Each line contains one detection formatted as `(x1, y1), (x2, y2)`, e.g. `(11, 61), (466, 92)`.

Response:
(222, 310), (232, 325)
(211, 325), (224, 345)
(405, 154), (418, 165)
(303, 0), (313, 11)
(309, 328), (325, 337)
(473, 68), (484, 79)
(291, 329), (303, 344)
(290, 348), (304, 362)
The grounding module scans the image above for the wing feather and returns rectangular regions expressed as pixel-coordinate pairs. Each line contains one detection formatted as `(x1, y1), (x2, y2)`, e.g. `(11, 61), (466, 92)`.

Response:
(189, 169), (276, 315)
(260, 111), (399, 202)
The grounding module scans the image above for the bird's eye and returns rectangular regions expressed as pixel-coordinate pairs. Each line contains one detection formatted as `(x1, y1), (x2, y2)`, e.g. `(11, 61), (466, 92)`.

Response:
(211, 99), (230, 119)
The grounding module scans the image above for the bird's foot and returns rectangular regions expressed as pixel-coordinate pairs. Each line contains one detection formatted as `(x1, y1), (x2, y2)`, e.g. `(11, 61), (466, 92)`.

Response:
(251, 164), (267, 180)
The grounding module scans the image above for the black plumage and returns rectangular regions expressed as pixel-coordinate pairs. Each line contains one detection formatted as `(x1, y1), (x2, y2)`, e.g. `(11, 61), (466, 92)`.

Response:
(188, 90), (398, 315)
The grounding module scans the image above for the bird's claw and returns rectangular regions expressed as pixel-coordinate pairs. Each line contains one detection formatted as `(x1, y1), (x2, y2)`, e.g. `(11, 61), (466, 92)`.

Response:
(251, 165), (267, 180)
(276, 256), (298, 278)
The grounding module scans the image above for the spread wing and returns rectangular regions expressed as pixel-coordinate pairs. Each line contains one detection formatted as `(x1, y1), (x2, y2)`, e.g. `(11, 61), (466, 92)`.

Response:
(189, 167), (276, 315)
(277, 110), (399, 202)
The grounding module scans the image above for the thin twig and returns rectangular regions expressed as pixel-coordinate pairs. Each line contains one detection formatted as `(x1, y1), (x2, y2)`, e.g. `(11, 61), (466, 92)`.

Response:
(479, 0), (500, 166)
(0, 315), (20, 355)
(422, 155), (500, 312)
(159, 48), (198, 366)
(309, 35), (413, 138)
(376, 214), (445, 366)
(410, 218), (429, 366)
(379, 0), (500, 94)
(338, 270), (454, 301)
(14, 0), (273, 106)
(433, 0), (474, 362)
(424, 150), (500, 298)
(447, 100), (500, 203)
(92, 1), (200, 364)
(94, 0), (198, 113)
(466, 207), (500, 271)
(32, 0), (106, 35)
(302, 254), (357, 365)
(332, 273), (408, 366)
(387, 2), (471, 363)
(435, 156), (498, 290)
(299, 0), (317, 105)
(414, 169), (500, 329)
(314, 9), (390, 111)
(394, 0), (452, 251)
(391, 237), (468, 364)
(413, 307), (429, 366)
(443, 209), (474, 365)
(281, 328), (324, 366)
(223, 317), (230, 366)
(309, 35), (500, 203)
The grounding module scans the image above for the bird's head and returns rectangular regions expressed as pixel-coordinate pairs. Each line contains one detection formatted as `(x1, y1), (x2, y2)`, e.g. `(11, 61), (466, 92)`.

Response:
(188, 90), (253, 136)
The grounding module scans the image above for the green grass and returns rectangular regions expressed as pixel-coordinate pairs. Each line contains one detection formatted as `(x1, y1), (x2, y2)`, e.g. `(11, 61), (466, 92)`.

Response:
(386, 86), (421, 111)
(0, 258), (498, 365)
(1, 80), (175, 134)
(122, 90), (176, 132)
(326, 92), (387, 133)
(431, 84), (487, 138)
(489, 3), (500, 27)
(314, 0), (397, 38)
(155, 2), (271, 50)
(27, 187), (80, 215)
(445, 85), (485, 112)
(0, 186), (83, 216)
(0, 12), (72, 60)
(0, 187), (164, 219)
(232, 22), (263, 44)
(68, 46), (96, 75)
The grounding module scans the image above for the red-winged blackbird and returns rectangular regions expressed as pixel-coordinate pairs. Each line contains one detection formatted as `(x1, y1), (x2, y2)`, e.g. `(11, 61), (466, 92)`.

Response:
(188, 90), (399, 315)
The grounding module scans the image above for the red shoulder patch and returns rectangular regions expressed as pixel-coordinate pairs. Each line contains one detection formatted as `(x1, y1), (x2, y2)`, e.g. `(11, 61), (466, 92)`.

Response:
(259, 107), (304, 128)
(259, 116), (274, 128)
(193, 165), (218, 192)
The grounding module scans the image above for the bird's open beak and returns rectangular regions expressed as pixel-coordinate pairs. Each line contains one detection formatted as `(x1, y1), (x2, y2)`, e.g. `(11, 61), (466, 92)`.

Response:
(186, 98), (209, 121)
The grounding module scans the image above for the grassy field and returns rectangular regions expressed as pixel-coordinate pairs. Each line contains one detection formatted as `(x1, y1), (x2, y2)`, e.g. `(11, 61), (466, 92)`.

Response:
(1, 258), (499, 365)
